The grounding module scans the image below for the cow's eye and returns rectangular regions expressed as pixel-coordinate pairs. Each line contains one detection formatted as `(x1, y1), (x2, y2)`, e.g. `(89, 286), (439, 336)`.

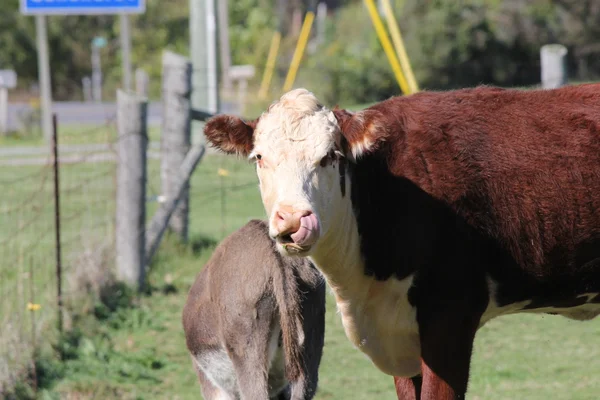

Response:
(319, 156), (327, 168)
(253, 153), (264, 168)
(319, 150), (340, 167)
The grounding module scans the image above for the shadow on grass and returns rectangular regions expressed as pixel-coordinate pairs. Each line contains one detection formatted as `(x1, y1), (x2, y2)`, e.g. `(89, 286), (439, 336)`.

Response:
(143, 232), (219, 296)
(150, 231), (218, 263)
(191, 235), (218, 255)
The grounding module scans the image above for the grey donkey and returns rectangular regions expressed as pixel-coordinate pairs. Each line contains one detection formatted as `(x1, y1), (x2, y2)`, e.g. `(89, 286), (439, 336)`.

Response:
(182, 219), (326, 400)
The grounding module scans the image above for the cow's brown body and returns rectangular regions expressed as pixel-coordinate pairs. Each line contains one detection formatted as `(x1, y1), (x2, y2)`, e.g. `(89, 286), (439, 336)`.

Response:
(202, 84), (600, 399)
(182, 220), (326, 400)
(343, 84), (600, 286)
(334, 84), (600, 398)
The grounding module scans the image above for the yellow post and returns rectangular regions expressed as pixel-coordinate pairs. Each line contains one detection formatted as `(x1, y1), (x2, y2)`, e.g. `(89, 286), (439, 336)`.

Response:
(283, 11), (315, 92)
(381, 0), (419, 93)
(363, 0), (410, 95)
(258, 31), (282, 100)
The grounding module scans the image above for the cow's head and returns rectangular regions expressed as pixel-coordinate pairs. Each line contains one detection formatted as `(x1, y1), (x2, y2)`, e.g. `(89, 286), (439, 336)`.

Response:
(204, 89), (386, 256)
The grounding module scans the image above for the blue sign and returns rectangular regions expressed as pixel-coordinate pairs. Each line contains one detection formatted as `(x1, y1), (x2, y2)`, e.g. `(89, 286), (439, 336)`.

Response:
(92, 36), (108, 48)
(21, 0), (145, 15)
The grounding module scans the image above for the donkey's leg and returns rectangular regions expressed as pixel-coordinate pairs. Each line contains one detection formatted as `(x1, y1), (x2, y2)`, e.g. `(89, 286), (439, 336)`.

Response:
(191, 355), (237, 400)
(227, 296), (278, 400)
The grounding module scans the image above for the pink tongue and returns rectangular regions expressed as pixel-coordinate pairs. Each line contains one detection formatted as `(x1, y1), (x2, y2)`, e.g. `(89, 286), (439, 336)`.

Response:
(290, 214), (320, 246)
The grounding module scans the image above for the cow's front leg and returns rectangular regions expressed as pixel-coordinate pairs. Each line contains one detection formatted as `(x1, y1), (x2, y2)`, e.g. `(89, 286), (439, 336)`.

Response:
(418, 310), (480, 400)
(394, 375), (422, 399)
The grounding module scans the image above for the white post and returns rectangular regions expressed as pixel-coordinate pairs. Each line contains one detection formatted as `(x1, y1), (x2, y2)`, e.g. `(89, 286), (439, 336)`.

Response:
(540, 44), (568, 89)
(205, 0), (219, 114)
(35, 15), (53, 143)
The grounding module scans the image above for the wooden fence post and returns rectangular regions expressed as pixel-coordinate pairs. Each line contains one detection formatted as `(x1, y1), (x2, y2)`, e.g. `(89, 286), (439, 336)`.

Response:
(540, 44), (568, 89)
(161, 51), (192, 242)
(146, 144), (206, 263)
(116, 89), (148, 289)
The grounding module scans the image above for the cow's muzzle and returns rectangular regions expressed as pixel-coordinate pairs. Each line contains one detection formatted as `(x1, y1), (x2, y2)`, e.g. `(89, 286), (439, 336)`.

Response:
(272, 207), (320, 254)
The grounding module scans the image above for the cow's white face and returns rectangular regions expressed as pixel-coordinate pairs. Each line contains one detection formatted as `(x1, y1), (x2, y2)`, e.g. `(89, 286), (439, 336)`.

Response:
(204, 88), (385, 256)
(249, 91), (345, 255)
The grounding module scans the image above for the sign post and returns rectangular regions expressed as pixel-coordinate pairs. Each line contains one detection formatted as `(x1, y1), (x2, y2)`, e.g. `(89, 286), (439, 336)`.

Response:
(35, 14), (53, 142)
(20, 0), (146, 141)
(120, 15), (133, 91)
(91, 36), (107, 102)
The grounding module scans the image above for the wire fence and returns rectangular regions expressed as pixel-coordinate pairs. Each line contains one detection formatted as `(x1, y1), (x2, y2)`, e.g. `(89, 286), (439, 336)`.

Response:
(0, 115), (120, 393)
(0, 90), (258, 394)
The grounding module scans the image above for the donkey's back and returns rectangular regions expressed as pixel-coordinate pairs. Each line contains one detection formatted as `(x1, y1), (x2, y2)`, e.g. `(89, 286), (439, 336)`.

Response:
(182, 220), (326, 400)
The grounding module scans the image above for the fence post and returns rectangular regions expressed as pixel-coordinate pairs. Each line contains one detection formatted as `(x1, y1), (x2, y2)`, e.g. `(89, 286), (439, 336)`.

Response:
(135, 68), (149, 97)
(116, 89), (148, 289)
(540, 44), (568, 89)
(161, 51), (192, 242)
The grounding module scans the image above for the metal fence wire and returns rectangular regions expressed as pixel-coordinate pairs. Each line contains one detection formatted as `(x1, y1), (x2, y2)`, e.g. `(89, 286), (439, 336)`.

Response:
(0, 116), (118, 393)
(0, 51), (248, 395)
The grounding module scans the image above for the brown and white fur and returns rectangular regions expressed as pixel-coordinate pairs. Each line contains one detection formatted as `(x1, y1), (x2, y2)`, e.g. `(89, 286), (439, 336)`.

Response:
(202, 86), (600, 399)
(182, 220), (326, 400)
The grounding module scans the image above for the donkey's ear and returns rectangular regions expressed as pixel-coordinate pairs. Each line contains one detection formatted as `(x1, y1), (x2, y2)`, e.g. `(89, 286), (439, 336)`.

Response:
(204, 115), (257, 156)
(332, 107), (388, 160)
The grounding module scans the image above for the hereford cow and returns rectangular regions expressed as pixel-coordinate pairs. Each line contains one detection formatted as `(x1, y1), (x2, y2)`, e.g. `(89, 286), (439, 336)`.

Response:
(182, 220), (326, 400)
(202, 85), (600, 399)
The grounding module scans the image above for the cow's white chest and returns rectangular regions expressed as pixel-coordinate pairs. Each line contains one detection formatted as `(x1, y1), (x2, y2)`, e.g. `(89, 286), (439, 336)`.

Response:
(330, 274), (421, 377)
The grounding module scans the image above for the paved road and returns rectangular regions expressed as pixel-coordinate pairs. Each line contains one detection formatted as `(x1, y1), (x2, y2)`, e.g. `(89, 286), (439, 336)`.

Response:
(6, 101), (239, 131)
(2, 100), (235, 164)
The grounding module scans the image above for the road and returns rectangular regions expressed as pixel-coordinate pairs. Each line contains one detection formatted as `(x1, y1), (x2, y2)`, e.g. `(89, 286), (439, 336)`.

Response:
(1, 100), (237, 164)
(6, 100), (239, 131)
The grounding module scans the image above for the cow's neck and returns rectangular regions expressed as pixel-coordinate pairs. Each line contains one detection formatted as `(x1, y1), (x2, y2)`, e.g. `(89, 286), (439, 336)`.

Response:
(309, 196), (367, 304)
(307, 182), (423, 378)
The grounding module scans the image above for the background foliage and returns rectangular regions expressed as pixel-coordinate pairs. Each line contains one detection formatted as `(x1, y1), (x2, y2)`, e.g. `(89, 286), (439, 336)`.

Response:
(1, 0), (599, 104)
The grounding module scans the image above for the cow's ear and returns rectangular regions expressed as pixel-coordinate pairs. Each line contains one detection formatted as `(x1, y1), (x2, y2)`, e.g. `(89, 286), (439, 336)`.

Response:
(204, 115), (257, 156)
(333, 107), (387, 160)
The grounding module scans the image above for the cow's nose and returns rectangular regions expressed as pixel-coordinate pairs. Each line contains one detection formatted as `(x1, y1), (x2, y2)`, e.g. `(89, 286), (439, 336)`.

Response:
(274, 208), (312, 238)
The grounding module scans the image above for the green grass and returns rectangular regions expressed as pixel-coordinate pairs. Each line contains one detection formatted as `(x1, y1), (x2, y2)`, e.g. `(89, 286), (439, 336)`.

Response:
(0, 124), (161, 148)
(6, 154), (596, 400)
(0, 159), (118, 388)
(4, 128), (600, 399)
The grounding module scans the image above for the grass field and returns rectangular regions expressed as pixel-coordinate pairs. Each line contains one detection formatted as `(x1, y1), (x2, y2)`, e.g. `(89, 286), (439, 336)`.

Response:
(3, 111), (600, 399)
(3, 153), (595, 400)
(0, 123), (162, 148)
(0, 157), (117, 388)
